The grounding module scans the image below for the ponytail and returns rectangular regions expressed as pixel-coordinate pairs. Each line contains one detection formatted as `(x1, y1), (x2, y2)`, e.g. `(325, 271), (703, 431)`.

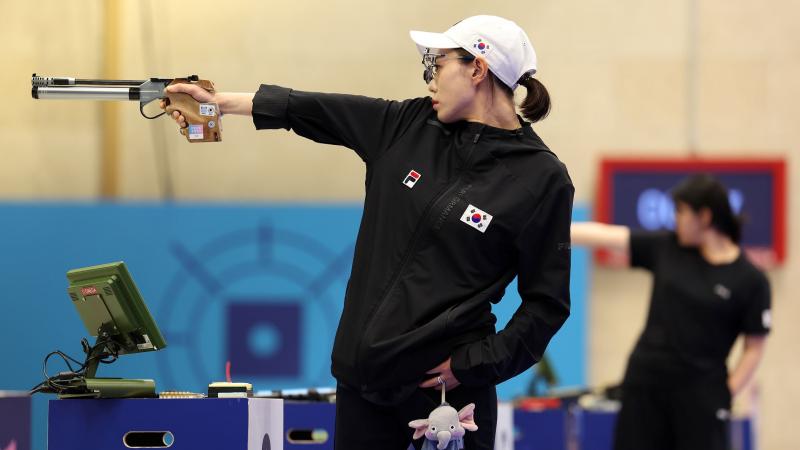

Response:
(518, 75), (551, 123)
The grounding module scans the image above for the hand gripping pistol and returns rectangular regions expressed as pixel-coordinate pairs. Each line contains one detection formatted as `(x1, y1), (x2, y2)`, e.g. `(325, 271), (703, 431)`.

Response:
(31, 74), (221, 142)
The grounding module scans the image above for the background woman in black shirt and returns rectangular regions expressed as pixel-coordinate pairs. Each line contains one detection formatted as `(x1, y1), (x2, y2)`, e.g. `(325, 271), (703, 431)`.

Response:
(572, 174), (770, 450)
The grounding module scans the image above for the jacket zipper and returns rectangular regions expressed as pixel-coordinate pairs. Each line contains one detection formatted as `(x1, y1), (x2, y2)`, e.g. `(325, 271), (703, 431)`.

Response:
(355, 129), (484, 388)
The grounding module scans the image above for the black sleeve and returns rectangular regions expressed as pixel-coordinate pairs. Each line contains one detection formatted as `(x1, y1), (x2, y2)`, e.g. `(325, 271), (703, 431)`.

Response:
(251, 84), (430, 164)
(629, 231), (672, 271)
(740, 272), (772, 335)
(450, 181), (574, 387)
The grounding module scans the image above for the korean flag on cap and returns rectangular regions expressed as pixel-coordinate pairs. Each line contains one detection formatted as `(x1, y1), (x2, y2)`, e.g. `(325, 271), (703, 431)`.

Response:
(461, 204), (493, 233)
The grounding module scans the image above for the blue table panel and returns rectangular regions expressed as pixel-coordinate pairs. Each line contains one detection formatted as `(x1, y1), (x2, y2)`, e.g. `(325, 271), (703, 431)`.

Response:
(514, 409), (567, 450)
(0, 395), (31, 450)
(48, 398), (281, 450)
(284, 402), (335, 449)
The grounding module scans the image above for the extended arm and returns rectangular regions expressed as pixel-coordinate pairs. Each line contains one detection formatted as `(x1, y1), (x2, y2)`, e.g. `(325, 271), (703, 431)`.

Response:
(162, 83), (253, 120)
(570, 222), (630, 251)
(162, 83), (427, 163)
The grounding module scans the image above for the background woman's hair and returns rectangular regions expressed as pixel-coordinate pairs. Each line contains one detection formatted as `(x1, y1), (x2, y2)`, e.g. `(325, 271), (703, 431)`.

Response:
(671, 173), (743, 243)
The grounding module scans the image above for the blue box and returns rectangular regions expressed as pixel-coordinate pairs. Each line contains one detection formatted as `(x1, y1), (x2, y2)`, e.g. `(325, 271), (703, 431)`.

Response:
(513, 409), (568, 450)
(578, 409), (617, 450)
(730, 417), (755, 450)
(283, 401), (335, 449)
(0, 393), (31, 450)
(48, 398), (283, 450)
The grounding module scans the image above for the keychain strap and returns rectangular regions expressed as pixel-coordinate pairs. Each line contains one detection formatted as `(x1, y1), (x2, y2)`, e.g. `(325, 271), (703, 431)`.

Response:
(437, 376), (446, 404)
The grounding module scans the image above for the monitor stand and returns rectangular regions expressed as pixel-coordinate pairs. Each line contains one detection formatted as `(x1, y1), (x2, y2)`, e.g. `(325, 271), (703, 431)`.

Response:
(55, 336), (157, 399)
(57, 378), (157, 399)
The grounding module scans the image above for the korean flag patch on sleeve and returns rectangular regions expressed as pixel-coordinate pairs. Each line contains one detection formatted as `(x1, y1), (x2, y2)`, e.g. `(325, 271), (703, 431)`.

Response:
(461, 204), (493, 233)
(762, 309), (772, 329)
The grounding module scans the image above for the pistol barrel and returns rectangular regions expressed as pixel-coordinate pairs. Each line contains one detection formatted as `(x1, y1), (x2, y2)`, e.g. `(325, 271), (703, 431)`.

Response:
(32, 86), (136, 101)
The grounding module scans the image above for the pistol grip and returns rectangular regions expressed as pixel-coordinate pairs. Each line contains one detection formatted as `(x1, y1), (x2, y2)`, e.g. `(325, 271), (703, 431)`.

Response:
(166, 79), (221, 143)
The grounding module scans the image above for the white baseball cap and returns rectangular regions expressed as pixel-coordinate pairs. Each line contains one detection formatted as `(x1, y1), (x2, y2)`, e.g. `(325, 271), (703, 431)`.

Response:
(409, 15), (538, 90)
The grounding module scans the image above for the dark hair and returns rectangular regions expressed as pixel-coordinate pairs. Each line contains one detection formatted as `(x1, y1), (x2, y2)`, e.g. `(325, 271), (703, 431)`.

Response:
(517, 75), (551, 123)
(671, 174), (742, 243)
(453, 48), (551, 123)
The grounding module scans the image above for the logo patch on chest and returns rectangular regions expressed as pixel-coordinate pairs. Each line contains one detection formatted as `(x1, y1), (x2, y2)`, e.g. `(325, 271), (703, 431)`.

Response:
(461, 204), (493, 233)
(403, 170), (421, 188)
(713, 284), (731, 300)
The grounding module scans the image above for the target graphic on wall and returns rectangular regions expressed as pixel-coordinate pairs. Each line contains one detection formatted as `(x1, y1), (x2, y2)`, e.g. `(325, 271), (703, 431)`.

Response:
(155, 221), (354, 391)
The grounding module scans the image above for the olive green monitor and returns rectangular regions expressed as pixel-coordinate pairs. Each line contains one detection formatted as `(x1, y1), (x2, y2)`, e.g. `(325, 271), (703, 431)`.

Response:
(67, 261), (166, 356)
(61, 261), (166, 398)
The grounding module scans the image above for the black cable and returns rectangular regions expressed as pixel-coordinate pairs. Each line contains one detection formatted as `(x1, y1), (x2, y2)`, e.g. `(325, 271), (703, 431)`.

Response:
(31, 335), (122, 396)
(28, 380), (46, 394)
(42, 351), (86, 391)
(44, 351), (81, 373)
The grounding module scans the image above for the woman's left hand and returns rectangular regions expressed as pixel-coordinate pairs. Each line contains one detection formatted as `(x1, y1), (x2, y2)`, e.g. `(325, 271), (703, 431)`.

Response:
(419, 357), (461, 390)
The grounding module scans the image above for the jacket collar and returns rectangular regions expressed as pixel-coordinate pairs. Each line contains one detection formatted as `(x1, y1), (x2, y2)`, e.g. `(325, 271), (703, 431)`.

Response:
(428, 114), (534, 139)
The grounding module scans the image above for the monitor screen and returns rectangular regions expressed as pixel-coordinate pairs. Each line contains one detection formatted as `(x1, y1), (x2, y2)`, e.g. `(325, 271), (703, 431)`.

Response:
(66, 261), (167, 355)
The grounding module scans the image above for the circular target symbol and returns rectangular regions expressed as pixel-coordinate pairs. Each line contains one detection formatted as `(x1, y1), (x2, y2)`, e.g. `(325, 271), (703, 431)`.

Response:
(156, 221), (353, 391)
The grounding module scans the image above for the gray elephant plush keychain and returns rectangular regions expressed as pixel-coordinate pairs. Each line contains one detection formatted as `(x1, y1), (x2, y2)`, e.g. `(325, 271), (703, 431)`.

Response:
(409, 377), (478, 450)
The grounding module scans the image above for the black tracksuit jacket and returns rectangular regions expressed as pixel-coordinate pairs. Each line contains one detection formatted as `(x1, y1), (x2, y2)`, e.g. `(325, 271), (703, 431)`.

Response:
(252, 85), (573, 405)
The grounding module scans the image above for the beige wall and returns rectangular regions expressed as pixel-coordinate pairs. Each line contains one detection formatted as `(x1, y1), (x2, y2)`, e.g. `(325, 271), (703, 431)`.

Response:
(4, 0), (798, 447)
